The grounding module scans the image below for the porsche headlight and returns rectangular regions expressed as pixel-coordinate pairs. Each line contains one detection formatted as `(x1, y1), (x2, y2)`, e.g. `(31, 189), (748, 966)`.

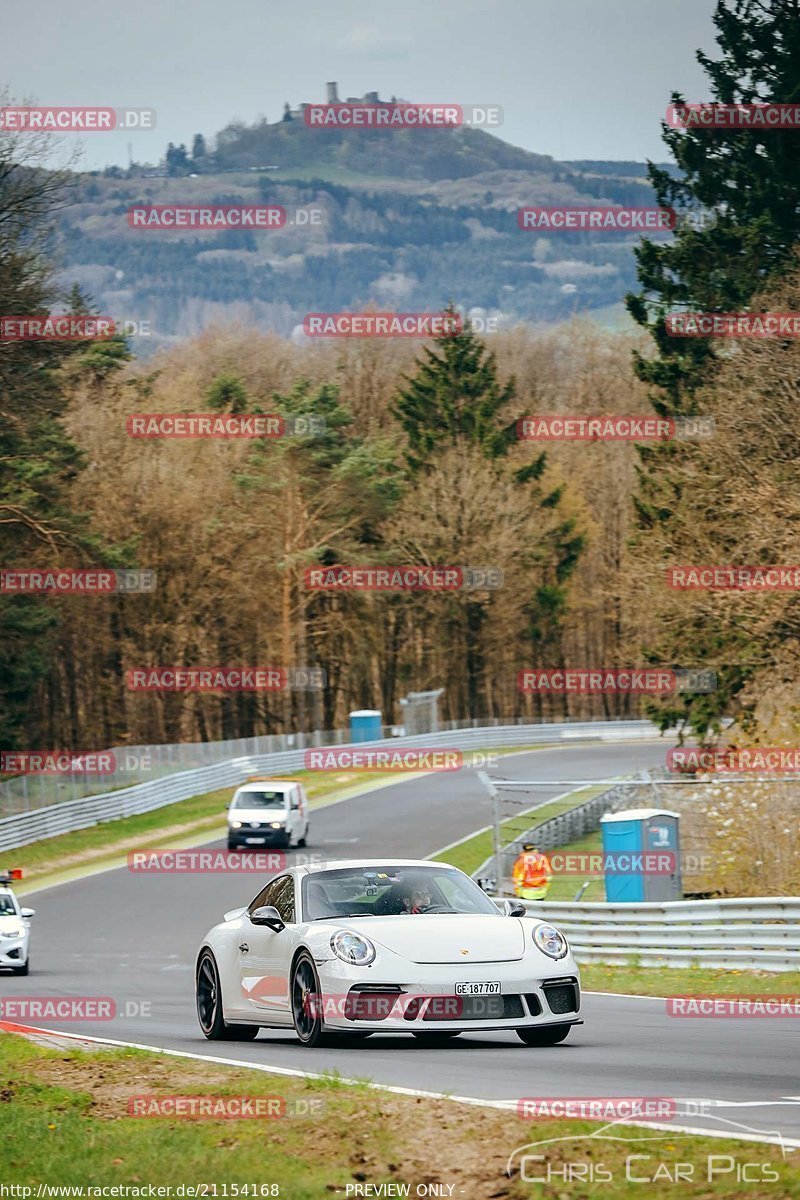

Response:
(1, 930), (23, 939)
(331, 930), (376, 966)
(230, 820), (243, 829)
(532, 923), (568, 960)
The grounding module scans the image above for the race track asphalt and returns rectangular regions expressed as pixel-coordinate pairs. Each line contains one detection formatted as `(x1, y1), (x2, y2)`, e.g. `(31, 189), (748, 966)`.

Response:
(6, 741), (800, 1146)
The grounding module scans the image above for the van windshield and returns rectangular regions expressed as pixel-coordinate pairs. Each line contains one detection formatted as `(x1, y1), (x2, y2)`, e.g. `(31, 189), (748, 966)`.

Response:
(231, 791), (289, 809)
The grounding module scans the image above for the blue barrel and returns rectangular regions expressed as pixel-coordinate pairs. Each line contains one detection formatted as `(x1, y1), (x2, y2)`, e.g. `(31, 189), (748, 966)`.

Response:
(349, 709), (382, 743)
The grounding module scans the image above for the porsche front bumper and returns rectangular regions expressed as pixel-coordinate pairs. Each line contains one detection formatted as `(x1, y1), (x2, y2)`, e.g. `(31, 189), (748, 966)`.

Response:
(314, 956), (581, 1033)
(0, 935), (28, 968)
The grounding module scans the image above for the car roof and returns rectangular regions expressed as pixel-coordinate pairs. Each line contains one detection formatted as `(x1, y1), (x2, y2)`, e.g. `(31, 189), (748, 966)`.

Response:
(296, 858), (456, 876)
(234, 780), (294, 792)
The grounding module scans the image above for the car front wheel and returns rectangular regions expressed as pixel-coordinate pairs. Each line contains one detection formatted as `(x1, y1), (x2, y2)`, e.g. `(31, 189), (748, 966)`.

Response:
(517, 1024), (572, 1046)
(11, 959), (29, 976)
(291, 952), (329, 1047)
(196, 950), (258, 1041)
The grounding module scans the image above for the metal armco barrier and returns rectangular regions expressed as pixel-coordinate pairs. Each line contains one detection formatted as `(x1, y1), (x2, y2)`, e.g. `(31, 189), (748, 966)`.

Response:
(516, 896), (800, 972)
(472, 779), (635, 884)
(0, 719), (664, 853)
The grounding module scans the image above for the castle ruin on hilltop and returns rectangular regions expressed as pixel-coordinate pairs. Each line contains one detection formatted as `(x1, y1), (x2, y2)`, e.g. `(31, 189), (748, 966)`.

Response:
(281, 82), (404, 123)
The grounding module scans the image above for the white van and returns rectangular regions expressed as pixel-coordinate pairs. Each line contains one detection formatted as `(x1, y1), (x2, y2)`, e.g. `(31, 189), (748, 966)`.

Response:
(227, 778), (310, 851)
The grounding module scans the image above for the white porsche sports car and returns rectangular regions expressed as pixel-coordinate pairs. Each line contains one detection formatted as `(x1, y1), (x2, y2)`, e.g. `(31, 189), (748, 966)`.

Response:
(195, 858), (581, 1047)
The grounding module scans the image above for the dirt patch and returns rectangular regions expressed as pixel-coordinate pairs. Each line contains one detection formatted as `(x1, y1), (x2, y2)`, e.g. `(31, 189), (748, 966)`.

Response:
(26, 1041), (525, 1197)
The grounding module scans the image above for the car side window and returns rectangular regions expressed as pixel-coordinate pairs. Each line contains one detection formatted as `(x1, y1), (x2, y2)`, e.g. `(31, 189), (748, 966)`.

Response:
(248, 876), (286, 916)
(271, 875), (295, 923)
(249, 875), (295, 923)
(290, 788), (300, 810)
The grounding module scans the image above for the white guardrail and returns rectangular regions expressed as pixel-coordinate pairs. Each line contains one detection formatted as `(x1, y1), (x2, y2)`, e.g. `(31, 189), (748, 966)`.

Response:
(0, 719), (663, 853)
(516, 897), (800, 972)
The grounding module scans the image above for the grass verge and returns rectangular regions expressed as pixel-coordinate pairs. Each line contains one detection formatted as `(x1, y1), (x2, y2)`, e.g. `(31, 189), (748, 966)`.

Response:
(2, 1032), (796, 1198)
(582, 963), (800, 997)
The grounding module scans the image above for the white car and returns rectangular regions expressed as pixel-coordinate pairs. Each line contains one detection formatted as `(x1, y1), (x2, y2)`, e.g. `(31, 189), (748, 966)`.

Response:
(195, 858), (581, 1047)
(226, 778), (309, 851)
(0, 874), (34, 976)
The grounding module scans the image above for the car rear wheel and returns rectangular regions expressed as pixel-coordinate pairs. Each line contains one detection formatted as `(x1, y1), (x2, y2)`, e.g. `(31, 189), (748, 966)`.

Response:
(291, 952), (330, 1047)
(196, 950), (259, 1041)
(411, 1031), (461, 1044)
(517, 1024), (572, 1046)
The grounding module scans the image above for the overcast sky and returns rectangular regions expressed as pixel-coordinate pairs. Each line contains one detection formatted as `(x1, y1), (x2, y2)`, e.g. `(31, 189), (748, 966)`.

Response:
(1, 0), (718, 169)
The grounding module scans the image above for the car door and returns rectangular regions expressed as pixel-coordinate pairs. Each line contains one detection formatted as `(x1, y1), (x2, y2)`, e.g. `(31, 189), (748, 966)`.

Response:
(298, 786), (309, 836)
(238, 874), (296, 1025)
(288, 786), (302, 842)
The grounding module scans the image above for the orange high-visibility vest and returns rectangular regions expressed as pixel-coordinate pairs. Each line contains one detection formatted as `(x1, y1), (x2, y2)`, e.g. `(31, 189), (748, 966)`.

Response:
(513, 851), (551, 890)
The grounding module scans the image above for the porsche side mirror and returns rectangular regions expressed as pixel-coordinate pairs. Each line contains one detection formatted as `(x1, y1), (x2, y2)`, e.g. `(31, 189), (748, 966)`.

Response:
(500, 899), (527, 917)
(250, 905), (285, 932)
(20, 907), (35, 919)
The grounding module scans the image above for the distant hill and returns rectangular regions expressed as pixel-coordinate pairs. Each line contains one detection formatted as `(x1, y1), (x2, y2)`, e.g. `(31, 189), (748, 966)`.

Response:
(208, 117), (557, 182)
(56, 111), (672, 353)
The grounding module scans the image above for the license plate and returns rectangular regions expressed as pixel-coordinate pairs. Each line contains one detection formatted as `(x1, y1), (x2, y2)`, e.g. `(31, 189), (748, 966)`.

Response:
(454, 981), (501, 995)
(245, 837), (266, 844)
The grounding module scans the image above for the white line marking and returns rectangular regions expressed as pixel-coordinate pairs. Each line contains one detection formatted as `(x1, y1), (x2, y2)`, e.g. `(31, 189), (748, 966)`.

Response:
(3, 1022), (798, 1149)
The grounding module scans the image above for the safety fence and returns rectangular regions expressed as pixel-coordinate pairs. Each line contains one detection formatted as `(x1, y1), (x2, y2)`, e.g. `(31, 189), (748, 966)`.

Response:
(515, 896), (800, 971)
(472, 777), (639, 887)
(0, 719), (665, 853)
(0, 714), (657, 813)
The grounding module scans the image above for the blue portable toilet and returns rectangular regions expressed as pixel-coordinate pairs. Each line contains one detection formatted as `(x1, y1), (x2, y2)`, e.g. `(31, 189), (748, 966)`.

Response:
(349, 709), (382, 743)
(599, 808), (682, 902)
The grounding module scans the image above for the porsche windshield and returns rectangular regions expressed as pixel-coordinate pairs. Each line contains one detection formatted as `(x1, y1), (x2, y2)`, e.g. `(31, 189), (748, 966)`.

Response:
(301, 865), (499, 920)
(231, 791), (289, 809)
